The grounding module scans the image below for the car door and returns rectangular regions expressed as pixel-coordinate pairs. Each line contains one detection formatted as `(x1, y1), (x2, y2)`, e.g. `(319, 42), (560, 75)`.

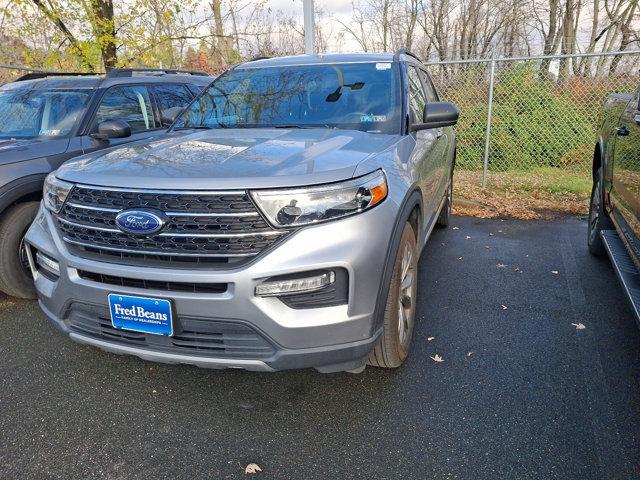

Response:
(611, 91), (640, 260)
(406, 64), (445, 223)
(80, 84), (164, 154)
(419, 68), (450, 201)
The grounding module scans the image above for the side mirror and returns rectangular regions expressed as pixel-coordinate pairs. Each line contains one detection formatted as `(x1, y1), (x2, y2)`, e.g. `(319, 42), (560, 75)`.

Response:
(91, 119), (131, 140)
(411, 102), (460, 131)
(160, 106), (184, 127)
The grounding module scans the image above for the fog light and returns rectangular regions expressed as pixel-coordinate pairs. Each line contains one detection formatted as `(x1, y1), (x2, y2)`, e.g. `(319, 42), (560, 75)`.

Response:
(255, 271), (335, 297)
(36, 251), (60, 277)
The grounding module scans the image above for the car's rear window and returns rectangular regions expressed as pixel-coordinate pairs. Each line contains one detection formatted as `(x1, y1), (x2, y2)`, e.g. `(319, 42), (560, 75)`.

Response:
(174, 62), (401, 134)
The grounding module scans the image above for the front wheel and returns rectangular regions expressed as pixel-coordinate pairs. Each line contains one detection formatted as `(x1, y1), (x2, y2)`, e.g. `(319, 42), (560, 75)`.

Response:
(368, 221), (418, 368)
(587, 167), (612, 256)
(0, 202), (39, 299)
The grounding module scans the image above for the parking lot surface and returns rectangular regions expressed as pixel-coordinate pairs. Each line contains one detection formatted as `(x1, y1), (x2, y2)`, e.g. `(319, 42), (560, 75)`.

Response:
(1, 216), (639, 479)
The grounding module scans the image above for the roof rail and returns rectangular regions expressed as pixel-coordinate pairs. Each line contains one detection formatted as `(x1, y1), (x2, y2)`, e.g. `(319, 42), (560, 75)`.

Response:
(248, 56), (271, 62)
(106, 68), (209, 78)
(393, 48), (423, 63)
(14, 71), (100, 82)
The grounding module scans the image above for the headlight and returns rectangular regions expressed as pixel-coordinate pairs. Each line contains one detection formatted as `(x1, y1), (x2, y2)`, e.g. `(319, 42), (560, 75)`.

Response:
(250, 170), (388, 227)
(43, 173), (73, 213)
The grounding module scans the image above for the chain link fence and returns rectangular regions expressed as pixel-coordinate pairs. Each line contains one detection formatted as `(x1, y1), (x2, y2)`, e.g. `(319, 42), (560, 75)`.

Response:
(427, 51), (640, 189)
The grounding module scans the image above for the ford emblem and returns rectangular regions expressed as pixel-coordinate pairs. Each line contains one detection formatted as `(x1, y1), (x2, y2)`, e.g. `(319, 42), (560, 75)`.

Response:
(115, 209), (167, 236)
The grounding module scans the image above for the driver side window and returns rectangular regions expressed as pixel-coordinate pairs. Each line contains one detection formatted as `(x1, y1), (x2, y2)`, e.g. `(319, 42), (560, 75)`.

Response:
(407, 66), (426, 123)
(92, 85), (156, 133)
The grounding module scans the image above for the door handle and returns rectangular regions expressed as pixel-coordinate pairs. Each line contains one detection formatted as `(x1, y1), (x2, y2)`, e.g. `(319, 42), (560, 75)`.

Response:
(436, 128), (444, 139)
(617, 126), (630, 136)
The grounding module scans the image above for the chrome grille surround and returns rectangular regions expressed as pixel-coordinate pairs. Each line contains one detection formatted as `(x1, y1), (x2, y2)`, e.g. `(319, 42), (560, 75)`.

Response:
(55, 185), (287, 266)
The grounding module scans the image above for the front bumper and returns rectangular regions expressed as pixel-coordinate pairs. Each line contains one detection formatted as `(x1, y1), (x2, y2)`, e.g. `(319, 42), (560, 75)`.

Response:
(25, 200), (398, 372)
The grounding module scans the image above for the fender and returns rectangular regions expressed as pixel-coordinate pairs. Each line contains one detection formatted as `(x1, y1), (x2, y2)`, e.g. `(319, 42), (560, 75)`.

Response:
(372, 187), (423, 331)
(0, 174), (47, 216)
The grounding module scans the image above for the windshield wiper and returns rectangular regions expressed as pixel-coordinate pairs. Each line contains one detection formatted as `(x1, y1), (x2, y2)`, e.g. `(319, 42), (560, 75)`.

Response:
(272, 124), (335, 129)
(173, 125), (212, 131)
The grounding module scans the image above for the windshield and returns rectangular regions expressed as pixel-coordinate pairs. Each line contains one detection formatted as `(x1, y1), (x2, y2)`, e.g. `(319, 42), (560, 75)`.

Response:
(174, 62), (401, 134)
(0, 88), (91, 139)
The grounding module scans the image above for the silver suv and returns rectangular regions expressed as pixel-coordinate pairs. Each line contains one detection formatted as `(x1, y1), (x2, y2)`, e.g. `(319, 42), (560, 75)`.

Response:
(25, 51), (459, 373)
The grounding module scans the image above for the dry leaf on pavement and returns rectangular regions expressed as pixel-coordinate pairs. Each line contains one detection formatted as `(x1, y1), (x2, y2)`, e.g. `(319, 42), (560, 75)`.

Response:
(571, 323), (586, 330)
(452, 226), (459, 230)
(427, 337), (435, 341)
(244, 463), (262, 474)
(467, 351), (475, 357)
(501, 304), (508, 310)
(430, 354), (444, 363)
(551, 270), (559, 275)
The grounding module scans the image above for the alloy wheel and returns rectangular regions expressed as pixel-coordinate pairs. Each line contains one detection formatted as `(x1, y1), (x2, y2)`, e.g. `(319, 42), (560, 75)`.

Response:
(397, 242), (416, 349)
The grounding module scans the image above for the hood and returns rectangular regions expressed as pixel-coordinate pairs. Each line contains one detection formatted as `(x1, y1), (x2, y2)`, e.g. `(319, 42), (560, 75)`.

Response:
(0, 137), (70, 165)
(55, 128), (399, 189)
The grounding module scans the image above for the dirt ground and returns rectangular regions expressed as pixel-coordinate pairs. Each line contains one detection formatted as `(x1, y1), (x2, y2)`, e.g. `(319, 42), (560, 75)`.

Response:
(453, 170), (590, 220)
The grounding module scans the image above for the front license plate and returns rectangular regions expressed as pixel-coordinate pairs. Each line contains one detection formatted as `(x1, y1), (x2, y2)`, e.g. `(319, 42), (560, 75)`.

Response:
(108, 293), (173, 336)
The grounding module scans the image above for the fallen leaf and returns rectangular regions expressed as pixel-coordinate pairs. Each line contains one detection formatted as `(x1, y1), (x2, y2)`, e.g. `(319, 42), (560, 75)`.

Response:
(441, 242), (446, 246)
(467, 351), (475, 357)
(244, 463), (262, 474)
(571, 323), (586, 330)
(458, 256), (463, 260)
(489, 233), (495, 236)
(513, 267), (522, 273)
(452, 226), (459, 230)
(497, 263), (506, 268)
(465, 235), (471, 239)
(501, 304), (508, 310)
(551, 270), (559, 275)
(430, 354), (444, 363)
(485, 245), (490, 249)
(427, 337), (435, 341)
(498, 230), (503, 233)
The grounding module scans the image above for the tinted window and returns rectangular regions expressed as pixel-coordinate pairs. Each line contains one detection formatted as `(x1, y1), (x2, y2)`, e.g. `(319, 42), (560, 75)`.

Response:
(0, 88), (90, 139)
(174, 62), (401, 134)
(407, 66), (426, 122)
(93, 85), (156, 132)
(153, 84), (192, 116)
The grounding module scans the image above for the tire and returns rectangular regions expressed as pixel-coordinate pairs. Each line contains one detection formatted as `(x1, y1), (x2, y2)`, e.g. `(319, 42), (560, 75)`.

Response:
(0, 202), (39, 299)
(436, 173), (453, 228)
(368, 221), (418, 368)
(588, 167), (612, 256)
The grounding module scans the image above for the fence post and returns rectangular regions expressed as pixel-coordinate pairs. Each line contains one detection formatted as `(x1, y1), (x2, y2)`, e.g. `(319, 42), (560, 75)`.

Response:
(482, 51), (496, 189)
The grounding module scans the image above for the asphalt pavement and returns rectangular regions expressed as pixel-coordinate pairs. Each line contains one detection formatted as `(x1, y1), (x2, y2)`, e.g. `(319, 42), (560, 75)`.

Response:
(1, 216), (639, 480)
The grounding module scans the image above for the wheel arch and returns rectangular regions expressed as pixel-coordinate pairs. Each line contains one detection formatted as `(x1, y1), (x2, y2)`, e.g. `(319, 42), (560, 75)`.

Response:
(372, 187), (423, 332)
(0, 174), (46, 218)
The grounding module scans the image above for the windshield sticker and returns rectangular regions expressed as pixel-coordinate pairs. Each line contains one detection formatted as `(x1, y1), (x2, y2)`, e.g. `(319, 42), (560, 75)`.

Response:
(39, 129), (62, 136)
(361, 114), (387, 123)
(376, 62), (392, 70)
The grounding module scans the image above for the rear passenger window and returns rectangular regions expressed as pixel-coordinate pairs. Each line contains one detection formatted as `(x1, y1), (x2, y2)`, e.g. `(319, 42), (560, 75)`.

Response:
(93, 85), (156, 132)
(152, 85), (193, 118)
(407, 66), (426, 123)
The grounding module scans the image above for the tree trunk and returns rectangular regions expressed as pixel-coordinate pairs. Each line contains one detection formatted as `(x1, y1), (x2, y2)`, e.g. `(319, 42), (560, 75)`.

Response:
(90, 0), (117, 70)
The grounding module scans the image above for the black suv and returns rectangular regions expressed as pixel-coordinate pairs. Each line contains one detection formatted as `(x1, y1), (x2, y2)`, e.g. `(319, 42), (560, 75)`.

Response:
(0, 68), (212, 298)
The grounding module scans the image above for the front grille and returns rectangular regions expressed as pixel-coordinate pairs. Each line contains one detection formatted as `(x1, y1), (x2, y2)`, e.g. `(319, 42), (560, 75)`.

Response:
(56, 185), (287, 267)
(66, 303), (276, 359)
(77, 270), (227, 294)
